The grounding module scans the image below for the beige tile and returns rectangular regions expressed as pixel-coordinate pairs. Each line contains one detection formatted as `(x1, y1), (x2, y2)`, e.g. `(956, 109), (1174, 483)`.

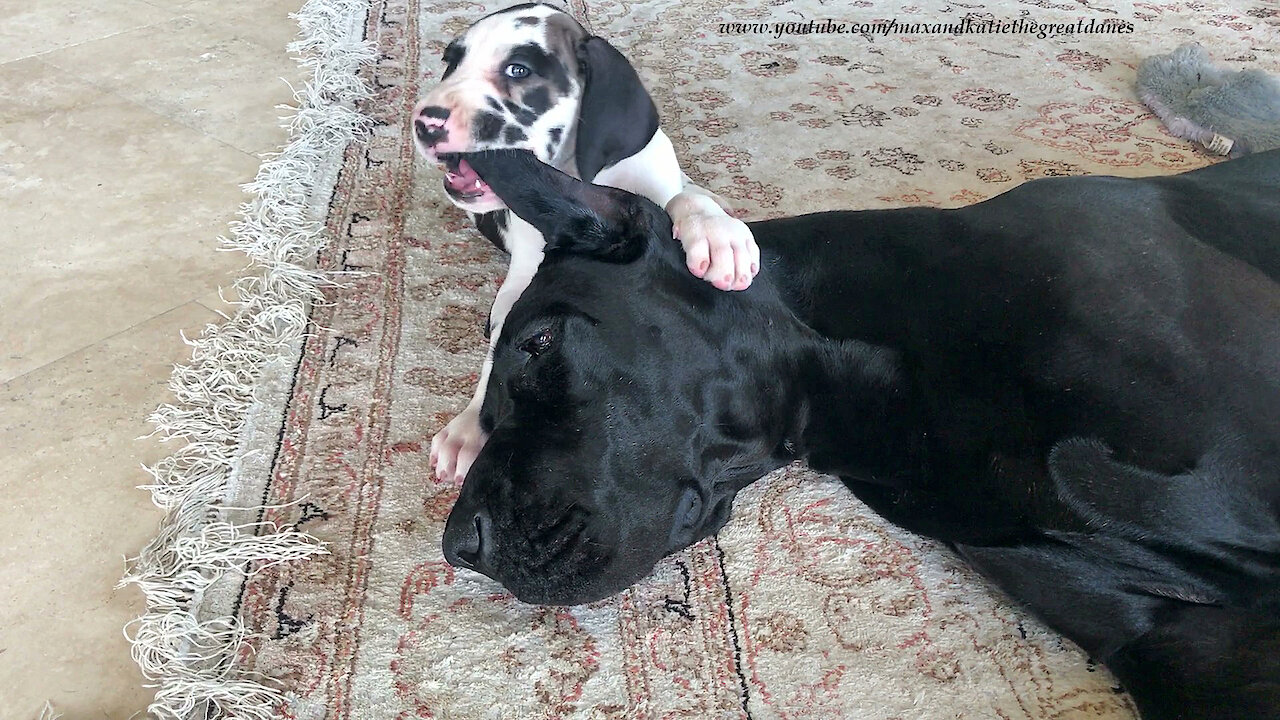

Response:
(0, 302), (220, 718)
(0, 0), (176, 64)
(167, 0), (304, 55)
(0, 59), (256, 383)
(196, 284), (242, 317)
(39, 15), (302, 155)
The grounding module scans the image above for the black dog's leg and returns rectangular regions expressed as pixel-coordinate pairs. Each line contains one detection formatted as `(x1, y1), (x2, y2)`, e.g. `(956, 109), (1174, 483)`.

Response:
(1106, 604), (1280, 720)
(955, 538), (1169, 661)
(952, 537), (1274, 720)
(1048, 438), (1280, 588)
(1048, 438), (1221, 540)
(950, 439), (1280, 718)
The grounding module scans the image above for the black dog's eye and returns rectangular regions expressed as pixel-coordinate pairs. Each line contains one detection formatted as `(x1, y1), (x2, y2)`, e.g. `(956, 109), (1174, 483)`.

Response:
(503, 63), (530, 79)
(519, 327), (553, 356)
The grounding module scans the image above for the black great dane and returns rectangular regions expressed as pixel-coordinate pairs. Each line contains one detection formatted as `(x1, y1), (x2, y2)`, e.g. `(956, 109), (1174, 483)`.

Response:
(439, 149), (1280, 720)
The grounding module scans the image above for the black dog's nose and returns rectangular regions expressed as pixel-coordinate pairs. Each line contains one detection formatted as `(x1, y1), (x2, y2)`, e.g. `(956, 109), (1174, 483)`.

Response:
(442, 507), (493, 572)
(415, 118), (448, 147)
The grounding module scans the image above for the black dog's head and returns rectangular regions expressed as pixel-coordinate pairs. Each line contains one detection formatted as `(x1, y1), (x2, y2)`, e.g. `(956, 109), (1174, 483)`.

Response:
(440, 150), (805, 604)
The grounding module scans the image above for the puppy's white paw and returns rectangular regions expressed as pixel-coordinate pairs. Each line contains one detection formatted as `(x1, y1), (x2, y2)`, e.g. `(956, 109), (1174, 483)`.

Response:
(667, 193), (760, 291)
(430, 404), (488, 484)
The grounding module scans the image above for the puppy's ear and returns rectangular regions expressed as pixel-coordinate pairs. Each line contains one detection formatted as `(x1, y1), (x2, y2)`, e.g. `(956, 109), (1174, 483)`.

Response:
(461, 149), (665, 263)
(573, 36), (660, 183)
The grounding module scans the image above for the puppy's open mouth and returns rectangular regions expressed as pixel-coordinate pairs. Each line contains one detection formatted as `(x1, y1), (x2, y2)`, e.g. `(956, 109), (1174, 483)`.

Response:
(440, 156), (491, 200)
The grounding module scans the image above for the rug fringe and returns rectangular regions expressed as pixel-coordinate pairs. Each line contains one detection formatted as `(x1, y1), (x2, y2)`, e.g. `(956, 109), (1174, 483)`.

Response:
(117, 0), (375, 717)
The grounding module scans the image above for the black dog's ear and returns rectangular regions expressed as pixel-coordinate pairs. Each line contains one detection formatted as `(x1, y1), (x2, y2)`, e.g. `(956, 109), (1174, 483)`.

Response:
(461, 149), (664, 263)
(573, 36), (660, 183)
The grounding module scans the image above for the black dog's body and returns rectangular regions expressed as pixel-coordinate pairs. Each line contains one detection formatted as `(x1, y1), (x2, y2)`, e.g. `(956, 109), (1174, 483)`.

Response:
(765, 158), (1280, 543)
(444, 150), (1280, 719)
(756, 159), (1280, 719)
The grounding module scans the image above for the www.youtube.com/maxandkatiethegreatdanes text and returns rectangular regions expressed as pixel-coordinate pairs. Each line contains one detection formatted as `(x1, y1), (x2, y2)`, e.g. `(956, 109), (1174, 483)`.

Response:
(719, 17), (1136, 40)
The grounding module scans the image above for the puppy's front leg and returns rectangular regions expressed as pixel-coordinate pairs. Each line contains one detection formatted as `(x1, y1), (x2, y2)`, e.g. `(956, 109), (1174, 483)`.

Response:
(667, 187), (759, 291)
(430, 217), (545, 483)
(429, 382), (486, 484)
(592, 129), (759, 291)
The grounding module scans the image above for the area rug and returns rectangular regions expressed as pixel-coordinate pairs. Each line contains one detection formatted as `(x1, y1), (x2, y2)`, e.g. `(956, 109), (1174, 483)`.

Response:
(126, 0), (1280, 718)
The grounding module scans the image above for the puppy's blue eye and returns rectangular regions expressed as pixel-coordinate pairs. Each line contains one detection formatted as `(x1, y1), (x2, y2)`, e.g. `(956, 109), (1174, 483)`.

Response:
(503, 63), (530, 79)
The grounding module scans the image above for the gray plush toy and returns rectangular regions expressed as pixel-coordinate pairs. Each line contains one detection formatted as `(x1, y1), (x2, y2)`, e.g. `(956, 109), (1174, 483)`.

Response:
(1137, 42), (1280, 157)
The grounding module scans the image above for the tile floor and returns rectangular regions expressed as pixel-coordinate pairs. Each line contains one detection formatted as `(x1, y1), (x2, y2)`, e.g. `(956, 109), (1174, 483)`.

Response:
(0, 1), (304, 716)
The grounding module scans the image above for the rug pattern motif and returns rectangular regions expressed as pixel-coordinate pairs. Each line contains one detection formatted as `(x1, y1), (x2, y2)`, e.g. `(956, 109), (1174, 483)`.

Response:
(233, 0), (1279, 717)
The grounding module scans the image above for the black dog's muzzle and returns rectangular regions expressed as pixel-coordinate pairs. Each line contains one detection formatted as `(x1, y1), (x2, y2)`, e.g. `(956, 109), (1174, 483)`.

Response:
(442, 503), (496, 575)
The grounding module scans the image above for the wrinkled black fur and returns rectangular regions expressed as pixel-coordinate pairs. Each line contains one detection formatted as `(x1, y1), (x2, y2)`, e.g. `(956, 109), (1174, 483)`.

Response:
(443, 149), (1280, 719)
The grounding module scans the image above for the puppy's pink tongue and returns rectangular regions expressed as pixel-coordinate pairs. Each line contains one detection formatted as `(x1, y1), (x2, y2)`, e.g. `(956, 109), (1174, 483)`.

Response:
(445, 158), (489, 194)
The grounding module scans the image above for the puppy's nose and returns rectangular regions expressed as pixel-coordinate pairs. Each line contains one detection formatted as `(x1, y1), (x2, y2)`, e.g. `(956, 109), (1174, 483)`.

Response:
(442, 507), (493, 572)
(415, 106), (450, 147)
(415, 118), (448, 147)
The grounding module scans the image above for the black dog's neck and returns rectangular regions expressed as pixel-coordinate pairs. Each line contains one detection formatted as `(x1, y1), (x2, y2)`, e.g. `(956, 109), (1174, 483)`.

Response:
(754, 207), (957, 346)
(771, 331), (917, 486)
(743, 208), (951, 485)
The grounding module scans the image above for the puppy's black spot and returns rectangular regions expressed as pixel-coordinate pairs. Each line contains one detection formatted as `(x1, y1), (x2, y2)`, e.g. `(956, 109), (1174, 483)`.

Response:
(548, 126), (563, 144)
(502, 99), (539, 126)
(473, 112), (505, 142)
(509, 42), (573, 94)
(546, 141), (556, 158)
(545, 58), (573, 95)
(515, 15), (541, 26)
(442, 41), (465, 80)
(503, 125), (528, 143)
(522, 86), (552, 114)
(421, 106), (450, 120)
(486, 96), (504, 113)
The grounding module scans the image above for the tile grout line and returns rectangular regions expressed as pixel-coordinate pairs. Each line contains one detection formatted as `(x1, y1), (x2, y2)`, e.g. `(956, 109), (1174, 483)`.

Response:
(5, 14), (302, 385)
(0, 16), (182, 67)
(23, 8), (303, 159)
(4, 4), (302, 68)
(0, 300), (220, 389)
(28, 52), (285, 163)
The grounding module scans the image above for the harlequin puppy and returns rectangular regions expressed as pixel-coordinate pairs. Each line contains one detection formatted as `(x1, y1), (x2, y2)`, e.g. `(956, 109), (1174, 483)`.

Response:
(444, 149), (1280, 720)
(413, 2), (759, 483)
